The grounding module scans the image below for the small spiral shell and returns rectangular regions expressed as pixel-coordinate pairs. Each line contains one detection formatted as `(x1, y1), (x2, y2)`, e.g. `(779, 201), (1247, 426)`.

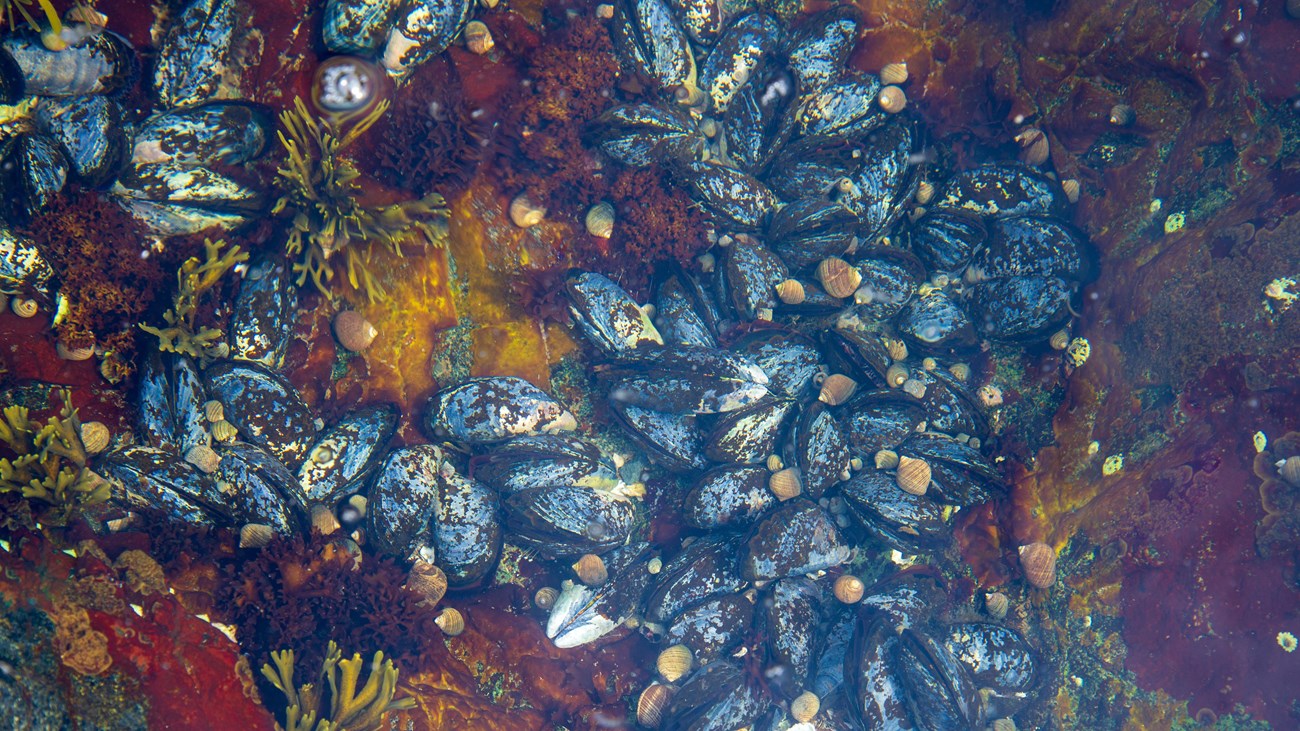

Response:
(818, 374), (857, 406)
(510, 193), (547, 227)
(656, 645), (693, 682)
(534, 586), (560, 610)
(874, 449), (900, 470)
(948, 362), (971, 382)
(1019, 542), (1057, 589)
(1015, 127), (1049, 166)
(916, 180), (935, 205)
(817, 257), (861, 299)
(334, 310), (378, 352)
(985, 591), (1010, 619)
(637, 684), (674, 727)
(992, 718), (1018, 731)
(776, 279), (806, 305)
(585, 201), (615, 238)
(11, 298), (38, 318)
(211, 419), (238, 443)
(769, 467), (802, 501)
(203, 400), (225, 423)
(57, 342), (95, 361)
(791, 690), (821, 723)
(896, 456), (931, 495)
(1279, 456), (1300, 487)
(406, 560), (448, 606)
(1109, 103), (1135, 126)
(184, 444), (221, 474)
(886, 363), (909, 388)
(464, 20), (494, 54)
(833, 575), (864, 604)
(311, 503), (341, 536)
(80, 421), (110, 454)
(239, 523), (275, 549)
(1049, 330), (1070, 351)
(879, 62), (909, 85)
(766, 454), (784, 472)
(573, 553), (608, 586)
(1061, 179), (1081, 204)
(901, 378), (927, 400)
(878, 85), (907, 114)
(436, 607), (465, 636)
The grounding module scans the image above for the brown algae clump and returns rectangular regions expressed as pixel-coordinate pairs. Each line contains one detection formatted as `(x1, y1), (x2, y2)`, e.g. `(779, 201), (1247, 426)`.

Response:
(260, 641), (416, 731)
(274, 97), (449, 303)
(139, 238), (248, 363)
(0, 388), (110, 526)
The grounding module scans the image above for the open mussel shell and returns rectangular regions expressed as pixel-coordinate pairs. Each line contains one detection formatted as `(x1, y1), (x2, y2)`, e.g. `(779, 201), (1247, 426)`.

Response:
(547, 543), (655, 648)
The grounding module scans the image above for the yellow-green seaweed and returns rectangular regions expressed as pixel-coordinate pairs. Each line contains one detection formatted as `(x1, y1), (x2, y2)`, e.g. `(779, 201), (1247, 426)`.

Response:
(0, 389), (110, 526)
(1, 0), (61, 34)
(273, 97), (449, 304)
(140, 238), (248, 364)
(260, 641), (416, 731)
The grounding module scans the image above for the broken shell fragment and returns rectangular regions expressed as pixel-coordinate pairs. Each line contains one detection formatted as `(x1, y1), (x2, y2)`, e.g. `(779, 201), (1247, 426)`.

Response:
(656, 644), (693, 682)
(436, 607), (465, 636)
(334, 310), (378, 352)
(896, 456), (932, 495)
(585, 201), (615, 238)
(1019, 542), (1057, 589)
(57, 342), (95, 361)
(1279, 456), (1300, 486)
(510, 193), (546, 227)
(1062, 178), (1081, 204)
(878, 85), (907, 114)
(818, 374), (857, 406)
(311, 503), (342, 535)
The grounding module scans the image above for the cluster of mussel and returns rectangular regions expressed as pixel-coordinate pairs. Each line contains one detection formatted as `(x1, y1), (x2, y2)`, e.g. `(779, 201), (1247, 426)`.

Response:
(0, 0), (273, 242)
(514, 0), (1090, 727)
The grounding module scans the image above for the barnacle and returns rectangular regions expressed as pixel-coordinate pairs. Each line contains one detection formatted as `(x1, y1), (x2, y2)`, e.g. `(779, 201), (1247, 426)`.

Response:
(0, 388), (110, 526)
(273, 97), (449, 303)
(140, 238), (248, 363)
(260, 641), (416, 731)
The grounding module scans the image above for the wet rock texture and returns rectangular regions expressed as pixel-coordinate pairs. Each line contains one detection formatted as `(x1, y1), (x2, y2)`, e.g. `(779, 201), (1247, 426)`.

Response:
(0, 0), (1297, 728)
